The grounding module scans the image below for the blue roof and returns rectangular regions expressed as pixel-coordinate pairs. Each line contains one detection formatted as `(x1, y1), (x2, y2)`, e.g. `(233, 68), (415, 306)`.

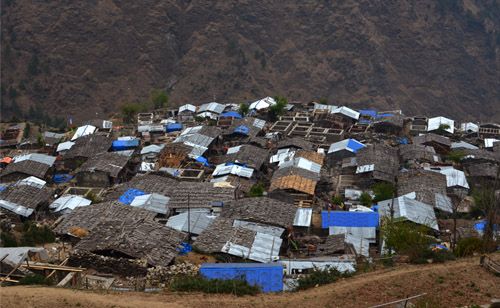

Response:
(118, 188), (146, 205)
(201, 263), (282, 269)
(347, 139), (366, 153)
(321, 211), (379, 228)
(112, 139), (139, 150)
(166, 123), (183, 132)
(195, 156), (210, 166)
(53, 174), (74, 184)
(377, 113), (395, 118)
(220, 111), (243, 119)
(234, 125), (250, 135)
(358, 109), (378, 118)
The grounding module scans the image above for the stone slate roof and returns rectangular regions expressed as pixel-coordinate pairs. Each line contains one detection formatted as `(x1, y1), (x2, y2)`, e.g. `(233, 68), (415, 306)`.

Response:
(276, 137), (314, 151)
(356, 144), (399, 183)
(104, 174), (235, 209)
(466, 162), (499, 179)
(0, 183), (53, 210)
(53, 201), (156, 235)
(193, 217), (255, 254)
(79, 152), (130, 178)
(220, 197), (297, 228)
(461, 149), (500, 164)
(398, 170), (447, 207)
(74, 217), (186, 267)
(220, 144), (269, 169)
(316, 234), (346, 255)
(399, 144), (437, 162)
(0, 160), (51, 180)
(64, 135), (112, 159)
(413, 133), (451, 147)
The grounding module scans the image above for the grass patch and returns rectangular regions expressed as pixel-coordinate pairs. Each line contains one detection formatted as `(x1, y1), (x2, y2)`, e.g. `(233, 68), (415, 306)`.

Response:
(170, 275), (260, 296)
(19, 274), (50, 285)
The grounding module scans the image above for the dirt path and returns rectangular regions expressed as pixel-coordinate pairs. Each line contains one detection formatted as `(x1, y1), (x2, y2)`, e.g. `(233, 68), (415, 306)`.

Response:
(1, 255), (499, 308)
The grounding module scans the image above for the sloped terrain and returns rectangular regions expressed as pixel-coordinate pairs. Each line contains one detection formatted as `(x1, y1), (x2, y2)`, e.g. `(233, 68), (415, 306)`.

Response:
(1, 0), (499, 121)
(1, 255), (499, 307)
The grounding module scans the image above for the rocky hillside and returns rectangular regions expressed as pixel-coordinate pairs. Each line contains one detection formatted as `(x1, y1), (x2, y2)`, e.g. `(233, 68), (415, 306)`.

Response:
(1, 0), (499, 121)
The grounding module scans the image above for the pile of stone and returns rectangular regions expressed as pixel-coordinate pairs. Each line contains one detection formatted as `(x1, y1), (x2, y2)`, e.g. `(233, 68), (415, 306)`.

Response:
(146, 262), (200, 287)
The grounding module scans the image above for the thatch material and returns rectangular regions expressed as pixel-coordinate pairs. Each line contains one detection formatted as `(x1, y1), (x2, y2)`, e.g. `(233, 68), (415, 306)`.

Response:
(295, 150), (325, 165)
(221, 197), (297, 228)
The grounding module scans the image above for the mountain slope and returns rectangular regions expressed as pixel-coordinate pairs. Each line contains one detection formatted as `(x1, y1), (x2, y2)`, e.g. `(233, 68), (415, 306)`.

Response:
(1, 0), (499, 121)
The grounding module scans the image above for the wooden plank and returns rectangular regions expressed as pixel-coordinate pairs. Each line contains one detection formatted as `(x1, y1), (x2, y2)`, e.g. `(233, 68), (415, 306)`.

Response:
(22, 261), (85, 272)
(57, 272), (75, 287)
(46, 258), (69, 279)
(368, 293), (427, 308)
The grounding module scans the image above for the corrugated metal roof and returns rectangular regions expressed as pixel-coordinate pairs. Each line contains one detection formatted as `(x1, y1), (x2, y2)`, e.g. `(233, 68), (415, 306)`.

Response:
(140, 144), (165, 155)
(427, 116), (454, 134)
(435, 193), (453, 213)
(279, 258), (355, 275)
(198, 102), (225, 114)
(294, 208), (312, 227)
(166, 210), (215, 234)
(313, 103), (338, 112)
(328, 139), (365, 154)
(329, 226), (376, 257)
(425, 167), (469, 189)
(130, 193), (170, 215)
(13, 153), (56, 166)
(249, 97), (276, 110)
(223, 232), (282, 263)
(332, 106), (360, 120)
(451, 141), (478, 150)
(0, 247), (48, 267)
(213, 164), (254, 178)
(179, 104), (197, 113)
(460, 122), (479, 132)
(321, 211), (379, 228)
(279, 157), (321, 174)
(49, 195), (91, 213)
(485, 138), (500, 148)
(269, 149), (295, 164)
(56, 141), (75, 152)
(0, 199), (34, 217)
(378, 194), (439, 230)
(71, 125), (97, 141)
(356, 164), (375, 174)
(17, 176), (46, 188)
(226, 145), (242, 154)
(233, 220), (285, 237)
(253, 118), (266, 129)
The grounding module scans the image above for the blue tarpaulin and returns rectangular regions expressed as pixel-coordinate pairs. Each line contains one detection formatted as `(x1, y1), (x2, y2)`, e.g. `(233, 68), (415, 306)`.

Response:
(321, 211), (379, 228)
(358, 109), (378, 118)
(220, 111), (243, 119)
(166, 123), (183, 133)
(119, 188), (146, 205)
(234, 125), (250, 135)
(177, 242), (192, 255)
(0, 185), (6, 192)
(53, 174), (73, 184)
(112, 139), (139, 151)
(347, 139), (366, 153)
(397, 137), (409, 145)
(200, 263), (283, 293)
(195, 156), (210, 167)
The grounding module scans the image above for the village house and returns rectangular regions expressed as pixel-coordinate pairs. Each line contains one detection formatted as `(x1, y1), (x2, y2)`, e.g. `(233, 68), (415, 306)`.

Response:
(0, 177), (53, 218)
(63, 134), (113, 170)
(0, 153), (56, 183)
(413, 133), (451, 155)
(75, 152), (132, 187)
(355, 144), (399, 187)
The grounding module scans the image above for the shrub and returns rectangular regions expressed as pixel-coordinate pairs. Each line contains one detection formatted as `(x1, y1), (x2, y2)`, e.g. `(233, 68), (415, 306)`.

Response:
(359, 192), (373, 207)
(238, 103), (249, 116)
(372, 182), (395, 202)
(296, 268), (352, 290)
(446, 150), (465, 163)
(455, 237), (484, 257)
(248, 183), (265, 197)
(331, 195), (344, 206)
(170, 275), (260, 296)
(20, 222), (55, 246)
(150, 89), (168, 109)
(1, 231), (18, 247)
(19, 274), (49, 285)
(382, 219), (433, 262)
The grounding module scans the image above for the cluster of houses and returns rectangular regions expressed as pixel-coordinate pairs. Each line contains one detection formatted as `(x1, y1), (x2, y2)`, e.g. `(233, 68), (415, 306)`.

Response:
(0, 97), (499, 291)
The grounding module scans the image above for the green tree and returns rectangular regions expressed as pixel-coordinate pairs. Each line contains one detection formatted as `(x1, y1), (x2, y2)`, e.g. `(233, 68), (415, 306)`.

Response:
(238, 103), (249, 116)
(382, 218), (433, 261)
(248, 183), (265, 197)
(472, 184), (499, 252)
(269, 96), (288, 120)
(446, 150), (465, 164)
(23, 122), (31, 138)
(121, 103), (143, 123)
(151, 89), (168, 109)
(359, 192), (373, 207)
(372, 182), (395, 202)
